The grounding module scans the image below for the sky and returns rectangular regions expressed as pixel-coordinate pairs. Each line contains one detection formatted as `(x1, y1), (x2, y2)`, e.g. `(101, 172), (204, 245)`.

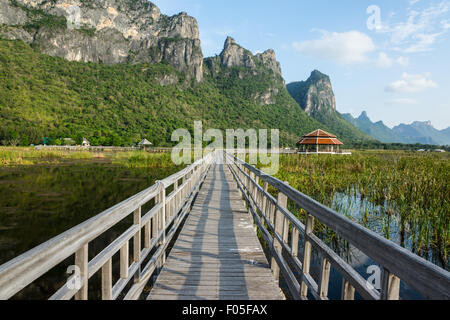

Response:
(154, 0), (450, 130)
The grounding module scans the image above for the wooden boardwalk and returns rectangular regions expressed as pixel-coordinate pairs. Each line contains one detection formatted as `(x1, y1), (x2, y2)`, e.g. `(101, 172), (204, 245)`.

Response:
(147, 164), (283, 300)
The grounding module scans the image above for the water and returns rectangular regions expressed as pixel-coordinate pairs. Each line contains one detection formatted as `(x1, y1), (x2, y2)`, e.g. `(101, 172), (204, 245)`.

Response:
(0, 158), (181, 299)
(331, 189), (446, 270)
(290, 188), (447, 300)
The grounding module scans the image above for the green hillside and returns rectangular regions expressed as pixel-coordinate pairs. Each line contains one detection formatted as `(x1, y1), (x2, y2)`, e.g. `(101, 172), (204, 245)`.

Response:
(0, 39), (329, 147)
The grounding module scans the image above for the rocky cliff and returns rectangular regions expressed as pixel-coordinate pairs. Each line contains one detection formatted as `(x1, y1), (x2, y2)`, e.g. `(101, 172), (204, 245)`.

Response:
(287, 70), (375, 143)
(205, 36), (284, 106)
(217, 36), (282, 77)
(0, 0), (203, 81)
(286, 70), (336, 116)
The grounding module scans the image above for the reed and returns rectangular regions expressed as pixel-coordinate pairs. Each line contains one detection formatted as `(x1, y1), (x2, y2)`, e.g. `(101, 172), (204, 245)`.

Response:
(267, 151), (449, 269)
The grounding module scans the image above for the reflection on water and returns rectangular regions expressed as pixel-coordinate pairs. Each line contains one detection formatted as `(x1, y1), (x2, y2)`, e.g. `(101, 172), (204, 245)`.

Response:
(0, 158), (181, 299)
(331, 189), (446, 271)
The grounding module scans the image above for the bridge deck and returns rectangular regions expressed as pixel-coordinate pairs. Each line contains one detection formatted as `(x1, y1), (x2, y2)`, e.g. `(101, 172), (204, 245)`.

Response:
(147, 164), (283, 300)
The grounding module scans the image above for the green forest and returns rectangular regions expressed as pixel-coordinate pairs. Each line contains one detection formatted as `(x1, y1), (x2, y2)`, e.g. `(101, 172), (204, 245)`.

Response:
(0, 39), (331, 147)
(0, 38), (417, 149)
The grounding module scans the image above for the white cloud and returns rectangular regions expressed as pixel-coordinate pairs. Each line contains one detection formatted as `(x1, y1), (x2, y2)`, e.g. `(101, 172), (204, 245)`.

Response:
(377, 1), (449, 53)
(396, 56), (410, 66)
(403, 32), (443, 53)
(377, 52), (409, 68)
(385, 72), (437, 93)
(386, 98), (419, 104)
(378, 52), (393, 67)
(443, 20), (450, 29)
(292, 30), (376, 65)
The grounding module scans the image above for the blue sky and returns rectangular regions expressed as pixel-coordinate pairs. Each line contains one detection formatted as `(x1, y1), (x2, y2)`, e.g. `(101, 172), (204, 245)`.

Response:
(155, 0), (450, 130)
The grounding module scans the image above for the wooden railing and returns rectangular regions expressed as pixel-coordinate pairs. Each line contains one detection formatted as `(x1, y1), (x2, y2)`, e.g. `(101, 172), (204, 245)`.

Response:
(0, 152), (214, 300)
(224, 152), (450, 300)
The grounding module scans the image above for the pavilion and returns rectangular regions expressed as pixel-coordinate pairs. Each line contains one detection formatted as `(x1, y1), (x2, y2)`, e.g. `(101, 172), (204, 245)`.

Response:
(296, 129), (348, 155)
(138, 139), (153, 150)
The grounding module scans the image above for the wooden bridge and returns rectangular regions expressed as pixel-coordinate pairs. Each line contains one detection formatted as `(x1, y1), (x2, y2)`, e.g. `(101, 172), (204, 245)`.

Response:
(0, 151), (449, 300)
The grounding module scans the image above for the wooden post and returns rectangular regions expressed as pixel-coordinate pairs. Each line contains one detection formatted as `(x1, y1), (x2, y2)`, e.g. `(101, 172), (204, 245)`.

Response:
(318, 257), (331, 299)
(291, 227), (299, 258)
(120, 242), (129, 279)
(174, 180), (179, 217)
(74, 243), (88, 300)
(133, 207), (141, 283)
(301, 212), (314, 298)
(262, 182), (269, 217)
(271, 187), (287, 282)
(101, 258), (112, 300)
(160, 184), (166, 265)
(269, 202), (275, 225)
(281, 182), (290, 244)
(144, 221), (151, 249)
(381, 268), (400, 300)
(341, 279), (355, 300)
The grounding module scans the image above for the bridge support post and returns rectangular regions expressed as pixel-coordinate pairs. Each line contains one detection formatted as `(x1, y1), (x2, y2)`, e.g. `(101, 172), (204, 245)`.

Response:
(159, 183), (166, 266)
(381, 268), (400, 300)
(133, 207), (141, 283)
(271, 186), (288, 283)
(74, 243), (88, 300)
(301, 212), (314, 298)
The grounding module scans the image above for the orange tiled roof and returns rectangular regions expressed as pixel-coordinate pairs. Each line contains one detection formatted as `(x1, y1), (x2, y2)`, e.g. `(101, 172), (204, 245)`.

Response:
(296, 129), (344, 145)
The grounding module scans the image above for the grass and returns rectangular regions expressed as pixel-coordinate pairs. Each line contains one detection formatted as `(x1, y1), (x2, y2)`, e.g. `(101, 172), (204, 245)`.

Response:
(0, 147), (102, 165)
(0, 147), (181, 169)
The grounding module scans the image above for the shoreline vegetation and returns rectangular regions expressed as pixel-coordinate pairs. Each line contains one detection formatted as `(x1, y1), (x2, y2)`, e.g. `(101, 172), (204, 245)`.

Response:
(0, 146), (177, 167)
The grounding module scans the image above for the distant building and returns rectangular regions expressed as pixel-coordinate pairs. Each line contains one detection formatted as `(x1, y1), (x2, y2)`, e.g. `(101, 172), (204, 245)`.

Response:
(138, 139), (153, 149)
(82, 138), (90, 147)
(296, 129), (347, 154)
(434, 149), (446, 153)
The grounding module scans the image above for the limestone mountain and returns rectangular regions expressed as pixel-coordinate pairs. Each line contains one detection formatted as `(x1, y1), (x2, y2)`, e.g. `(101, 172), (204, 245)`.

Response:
(287, 71), (375, 143)
(205, 37), (285, 107)
(343, 112), (402, 143)
(287, 70), (335, 116)
(0, 0), (203, 81)
(343, 112), (450, 145)
(392, 121), (450, 145)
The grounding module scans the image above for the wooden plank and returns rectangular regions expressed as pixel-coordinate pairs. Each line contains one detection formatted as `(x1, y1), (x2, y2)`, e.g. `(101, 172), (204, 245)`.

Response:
(148, 164), (282, 301)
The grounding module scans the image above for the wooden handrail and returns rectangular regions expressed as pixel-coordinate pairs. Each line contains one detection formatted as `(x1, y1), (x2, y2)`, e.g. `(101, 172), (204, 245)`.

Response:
(0, 152), (214, 300)
(224, 151), (450, 300)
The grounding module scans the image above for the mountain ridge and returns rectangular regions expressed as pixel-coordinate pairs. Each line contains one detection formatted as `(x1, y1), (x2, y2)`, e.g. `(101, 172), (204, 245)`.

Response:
(343, 112), (450, 145)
